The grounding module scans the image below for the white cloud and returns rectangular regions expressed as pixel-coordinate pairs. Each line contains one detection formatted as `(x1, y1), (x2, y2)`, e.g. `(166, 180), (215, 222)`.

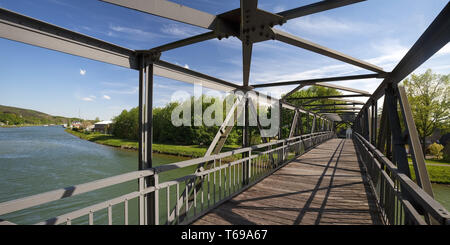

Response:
(80, 69), (86, 75)
(281, 15), (376, 37)
(103, 95), (111, 100)
(184, 64), (190, 69)
(436, 43), (450, 57)
(109, 25), (163, 41)
(273, 5), (286, 13)
(160, 24), (203, 37)
(81, 97), (94, 102)
(80, 95), (96, 102)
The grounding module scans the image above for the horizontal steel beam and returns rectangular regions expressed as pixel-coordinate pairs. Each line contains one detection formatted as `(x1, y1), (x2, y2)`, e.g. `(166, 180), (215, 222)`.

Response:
(0, 7), (138, 69)
(286, 94), (370, 100)
(252, 73), (382, 88)
(317, 108), (361, 112)
(357, 2), (450, 117)
(314, 82), (371, 95)
(100, 0), (218, 30)
(154, 60), (239, 92)
(311, 106), (362, 111)
(272, 28), (385, 73)
(328, 98), (366, 104)
(278, 0), (366, 21)
(282, 84), (306, 99)
(302, 103), (364, 107)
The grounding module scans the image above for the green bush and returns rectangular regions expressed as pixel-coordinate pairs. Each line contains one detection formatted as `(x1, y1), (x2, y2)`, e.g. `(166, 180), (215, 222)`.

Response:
(428, 142), (444, 160)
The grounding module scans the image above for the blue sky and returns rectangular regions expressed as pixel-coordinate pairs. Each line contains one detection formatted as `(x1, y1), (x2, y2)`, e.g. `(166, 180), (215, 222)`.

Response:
(0, 0), (449, 120)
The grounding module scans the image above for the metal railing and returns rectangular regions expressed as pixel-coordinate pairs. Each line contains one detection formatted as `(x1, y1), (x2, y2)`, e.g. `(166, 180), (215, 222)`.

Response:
(0, 131), (334, 225)
(353, 132), (450, 225)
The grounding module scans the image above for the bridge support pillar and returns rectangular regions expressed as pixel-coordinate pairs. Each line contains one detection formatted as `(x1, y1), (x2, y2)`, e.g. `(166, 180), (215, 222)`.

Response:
(138, 54), (158, 225)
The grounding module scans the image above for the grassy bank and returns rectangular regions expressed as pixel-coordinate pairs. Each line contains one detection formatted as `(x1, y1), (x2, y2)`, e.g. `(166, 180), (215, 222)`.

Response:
(409, 165), (450, 184)
(65, 129), (239, 158)
(407, 157), (450, 184)
(408, 157), (450, 165)
(406, 157), (450, 184)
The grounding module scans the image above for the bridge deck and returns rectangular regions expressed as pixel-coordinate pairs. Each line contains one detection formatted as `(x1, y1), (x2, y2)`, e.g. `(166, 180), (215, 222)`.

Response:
(193, 138), (382, 225)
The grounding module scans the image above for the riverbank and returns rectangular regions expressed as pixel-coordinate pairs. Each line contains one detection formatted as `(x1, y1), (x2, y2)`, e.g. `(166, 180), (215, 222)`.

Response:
(407, 157), (450, 184)
(65, 129), (239, 158)
(0, 124), (56, 128)
(409, 165), (450, 184)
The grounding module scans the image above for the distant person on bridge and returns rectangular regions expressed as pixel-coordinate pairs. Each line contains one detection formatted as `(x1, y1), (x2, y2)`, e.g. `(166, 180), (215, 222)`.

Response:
(346, 127), (352, 139)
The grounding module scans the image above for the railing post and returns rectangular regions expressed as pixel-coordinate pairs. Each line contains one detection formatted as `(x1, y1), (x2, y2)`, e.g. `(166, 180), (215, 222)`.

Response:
(278, 101), (283, 139)
(154, 172), (159, 225)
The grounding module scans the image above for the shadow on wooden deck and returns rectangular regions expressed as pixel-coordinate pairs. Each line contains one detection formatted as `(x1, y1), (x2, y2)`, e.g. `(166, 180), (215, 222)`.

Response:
(193, 138), (382, 225)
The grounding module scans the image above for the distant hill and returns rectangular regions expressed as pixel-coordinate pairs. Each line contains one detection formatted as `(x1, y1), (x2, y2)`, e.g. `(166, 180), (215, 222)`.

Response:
(0, 105), (81, 126)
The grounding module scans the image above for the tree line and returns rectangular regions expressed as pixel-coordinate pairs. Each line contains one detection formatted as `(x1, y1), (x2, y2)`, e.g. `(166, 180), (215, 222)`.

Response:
(110, 86), (344, 146)
(111, 95), (243, 146)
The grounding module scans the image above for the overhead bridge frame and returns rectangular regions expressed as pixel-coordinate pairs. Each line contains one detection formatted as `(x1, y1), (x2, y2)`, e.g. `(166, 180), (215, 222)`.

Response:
(0, 0), (448, 225)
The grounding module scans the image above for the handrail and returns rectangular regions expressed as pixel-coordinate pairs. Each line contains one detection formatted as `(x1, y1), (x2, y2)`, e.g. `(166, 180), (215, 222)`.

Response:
(0, 169), (154, 216)
(353, 132), (449, 225)
(154, 132), (330, 173)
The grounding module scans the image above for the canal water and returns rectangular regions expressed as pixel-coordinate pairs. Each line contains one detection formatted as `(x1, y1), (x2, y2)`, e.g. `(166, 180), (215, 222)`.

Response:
(0, 126), (449, 224)
(0, 126), (191, 224)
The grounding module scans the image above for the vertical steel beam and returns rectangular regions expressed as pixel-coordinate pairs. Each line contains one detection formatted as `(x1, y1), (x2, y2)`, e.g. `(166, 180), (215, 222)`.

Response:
(289, 110), (299, 138)
(240, 0), (257, 86)
(363, 108), (370, 140)
(306, 113), (310, 134)
(398, 86), (437, 224)
(369, 104), (373, 143)
(373, 100), (378, 145)
(138, 56), (145, 225)
(385, 85), (410, 177)
(279, 101), (283, 139)
(311, 115), (316, 133)
(298, 112), (304, 135)
(397, 86), (434, 197)
(138, 55), (155, 225)
(377, 99), (387, 153)
(242, 96), (250, 185)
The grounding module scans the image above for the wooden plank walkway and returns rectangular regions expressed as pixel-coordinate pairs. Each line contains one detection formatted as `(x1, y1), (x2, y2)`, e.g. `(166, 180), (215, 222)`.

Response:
(192, 138), (382, 225)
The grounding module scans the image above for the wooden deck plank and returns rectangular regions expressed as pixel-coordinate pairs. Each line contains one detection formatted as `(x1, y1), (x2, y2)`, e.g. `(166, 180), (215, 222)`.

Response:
(192, 138), (382, 225)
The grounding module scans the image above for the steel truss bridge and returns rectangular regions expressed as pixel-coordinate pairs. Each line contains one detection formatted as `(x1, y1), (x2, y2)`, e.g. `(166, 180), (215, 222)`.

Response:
(0, 0), (449, 225)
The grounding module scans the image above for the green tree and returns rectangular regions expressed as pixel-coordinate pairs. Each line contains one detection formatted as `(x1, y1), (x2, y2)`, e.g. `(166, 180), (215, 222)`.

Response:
(111, 107), (139, 140)
(403, 69), (450, 154)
